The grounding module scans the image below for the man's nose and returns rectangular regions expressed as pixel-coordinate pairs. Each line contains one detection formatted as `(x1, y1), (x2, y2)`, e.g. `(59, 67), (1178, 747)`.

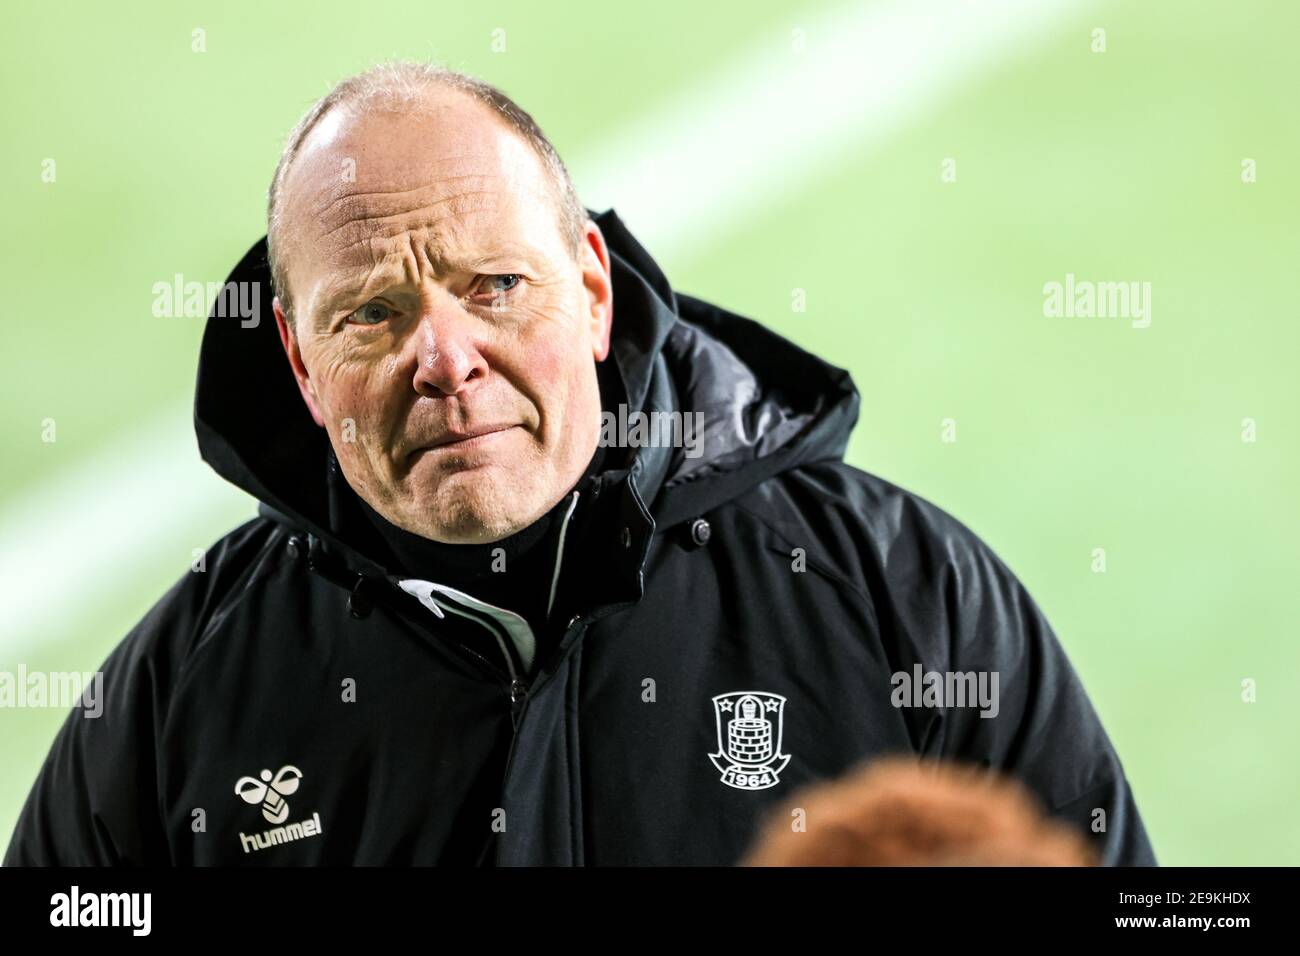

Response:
(410, 297), (489, 398)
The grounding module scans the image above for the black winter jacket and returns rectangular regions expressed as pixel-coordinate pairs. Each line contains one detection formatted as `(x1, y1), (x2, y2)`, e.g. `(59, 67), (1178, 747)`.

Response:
(4, 208), (1155, 866)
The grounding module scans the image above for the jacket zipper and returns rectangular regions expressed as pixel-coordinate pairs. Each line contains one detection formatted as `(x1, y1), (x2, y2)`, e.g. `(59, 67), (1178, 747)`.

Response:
(310, 488), (585, 731)
(505, 489), (581, 730)
(390, 601), (523, 714)
(302, 530), (532, 741)
(430, 618), (525, 728)
(509, 678), (528, 728)
(422, 632), (524, 730)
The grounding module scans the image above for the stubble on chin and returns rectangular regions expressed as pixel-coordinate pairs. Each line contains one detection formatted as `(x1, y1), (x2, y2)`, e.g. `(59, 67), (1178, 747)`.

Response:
(400, 461), (548, 544)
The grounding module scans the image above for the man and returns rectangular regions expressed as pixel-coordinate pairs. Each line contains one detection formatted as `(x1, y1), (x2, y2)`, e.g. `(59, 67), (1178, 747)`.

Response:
(5, 62), (1154, 866)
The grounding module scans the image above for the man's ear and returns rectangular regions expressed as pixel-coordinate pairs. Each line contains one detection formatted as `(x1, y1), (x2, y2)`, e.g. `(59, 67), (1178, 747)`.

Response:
(274, 296), (327, 428)
(579, 219), (614, 362)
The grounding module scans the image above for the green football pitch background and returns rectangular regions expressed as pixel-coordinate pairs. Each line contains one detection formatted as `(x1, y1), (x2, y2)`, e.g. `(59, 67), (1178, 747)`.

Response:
(1, 0), (1296, 865)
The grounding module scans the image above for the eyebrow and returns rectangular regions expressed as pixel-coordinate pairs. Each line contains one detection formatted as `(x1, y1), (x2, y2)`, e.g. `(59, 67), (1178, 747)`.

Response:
(315, 243), (543, 310)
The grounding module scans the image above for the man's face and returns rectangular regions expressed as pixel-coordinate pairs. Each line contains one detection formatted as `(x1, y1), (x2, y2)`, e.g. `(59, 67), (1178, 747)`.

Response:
(272, 91), (613, 544)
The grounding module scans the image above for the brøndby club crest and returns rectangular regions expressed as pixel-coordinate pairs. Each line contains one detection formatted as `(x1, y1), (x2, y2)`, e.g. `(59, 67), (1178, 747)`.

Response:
(708, 691), (791, 791)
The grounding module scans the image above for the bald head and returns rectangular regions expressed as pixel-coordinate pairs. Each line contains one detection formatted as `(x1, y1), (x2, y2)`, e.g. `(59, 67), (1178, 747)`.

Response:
(267, 62), (587, 327)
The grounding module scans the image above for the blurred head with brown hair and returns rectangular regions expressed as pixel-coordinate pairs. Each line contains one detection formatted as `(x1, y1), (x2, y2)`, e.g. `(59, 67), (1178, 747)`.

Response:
(742, 757), (1098, 867)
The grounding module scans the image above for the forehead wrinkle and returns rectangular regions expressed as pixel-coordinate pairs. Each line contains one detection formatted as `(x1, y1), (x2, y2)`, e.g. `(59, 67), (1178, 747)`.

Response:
(309, 174), (488, 221)
(310, 175), (503, 263)
(328, 196), (513, 274)
(318, 188), (499, 242)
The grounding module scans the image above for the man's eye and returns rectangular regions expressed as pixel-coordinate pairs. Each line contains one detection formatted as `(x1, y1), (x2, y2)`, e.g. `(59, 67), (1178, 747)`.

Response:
(481, 274), (521, 297)
(347, 302), (393, 326)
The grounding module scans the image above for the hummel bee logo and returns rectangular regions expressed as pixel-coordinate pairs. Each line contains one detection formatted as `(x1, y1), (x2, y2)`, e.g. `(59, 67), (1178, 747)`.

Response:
(708, 691), (792, 790)
(235, 765), (302, 823)
(233, 764), (323, 854)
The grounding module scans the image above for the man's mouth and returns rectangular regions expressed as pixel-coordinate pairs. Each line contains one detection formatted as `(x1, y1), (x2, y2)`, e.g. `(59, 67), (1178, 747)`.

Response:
(412, 424), (519, 457)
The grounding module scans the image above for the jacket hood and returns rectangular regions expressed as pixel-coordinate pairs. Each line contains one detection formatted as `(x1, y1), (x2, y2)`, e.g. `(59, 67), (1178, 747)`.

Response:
(194, 207), (859, 569)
